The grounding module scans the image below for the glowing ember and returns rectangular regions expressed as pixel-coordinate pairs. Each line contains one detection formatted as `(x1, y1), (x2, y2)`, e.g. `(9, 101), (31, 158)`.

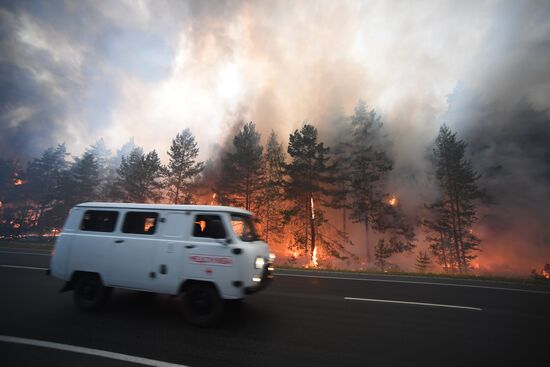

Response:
(13, 223), (21, 229)
(14, 179), (23, 186)
(388, 195), (398, 206)
(0, 200), (3, 208)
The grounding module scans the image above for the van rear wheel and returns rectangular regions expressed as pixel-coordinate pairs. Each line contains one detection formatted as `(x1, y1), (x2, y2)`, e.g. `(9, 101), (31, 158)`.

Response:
(73, 274), (111, 311)
(182, 283), (223, 327)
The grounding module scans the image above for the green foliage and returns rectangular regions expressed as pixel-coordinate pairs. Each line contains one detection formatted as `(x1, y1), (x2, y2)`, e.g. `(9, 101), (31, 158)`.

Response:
(219, 122), (263, 211)
(165, 128), (204, 204)
(116, 148), (164, 203)
(424, 125), (486, 272)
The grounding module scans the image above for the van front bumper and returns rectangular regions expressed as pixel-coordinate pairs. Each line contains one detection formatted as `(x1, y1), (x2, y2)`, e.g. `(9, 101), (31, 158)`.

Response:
(245, 262), (274, 295)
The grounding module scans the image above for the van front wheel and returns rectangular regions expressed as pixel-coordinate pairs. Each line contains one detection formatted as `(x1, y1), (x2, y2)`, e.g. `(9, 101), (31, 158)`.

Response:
(182, 283), (223, 327)
(73, 274), (111, 311)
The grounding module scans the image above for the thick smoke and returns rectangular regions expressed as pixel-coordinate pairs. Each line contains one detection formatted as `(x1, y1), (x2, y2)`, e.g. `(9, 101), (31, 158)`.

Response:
(1, 0), (549, 273)
(441, 1), (550, 274)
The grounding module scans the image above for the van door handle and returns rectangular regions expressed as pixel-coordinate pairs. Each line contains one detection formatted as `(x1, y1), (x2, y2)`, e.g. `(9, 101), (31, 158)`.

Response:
(185, 245), (196, 249)
(115, 239), (124, 244)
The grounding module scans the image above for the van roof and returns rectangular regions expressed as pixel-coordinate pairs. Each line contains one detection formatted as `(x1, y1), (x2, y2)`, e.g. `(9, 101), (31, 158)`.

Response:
(76, 202), (253, 216)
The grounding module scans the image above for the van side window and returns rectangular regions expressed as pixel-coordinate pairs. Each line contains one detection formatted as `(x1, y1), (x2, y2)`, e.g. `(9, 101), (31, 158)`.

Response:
(192, 215), (226, 239)
(122, 212), (159, 235)
(80, 210), (118, 232)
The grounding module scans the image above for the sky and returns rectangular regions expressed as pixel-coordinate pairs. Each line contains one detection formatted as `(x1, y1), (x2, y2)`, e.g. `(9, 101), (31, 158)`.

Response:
(1, 0), (549, 273)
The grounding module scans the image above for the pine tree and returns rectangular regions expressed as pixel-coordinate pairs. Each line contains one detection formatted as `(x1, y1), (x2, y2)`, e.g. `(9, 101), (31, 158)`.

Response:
(348, 101), (393, 264)
(415, 251), (432, 272)
(86, 139), (113, 200)
(166, 128), (204, 204)
(258, 131), (286, 243)
(116, 148), (164, 202)
(41, 150), (101, 231)
(424, 125), (485, 272)
(219, 122), (263, 211)
(284, 124), (331, 264)
(423, 202), (457, 272)
(69, 151), (101, 203)
(374, 239), (392, 271)
(26, 144), (70, 229)
(330, 126), (354, 235)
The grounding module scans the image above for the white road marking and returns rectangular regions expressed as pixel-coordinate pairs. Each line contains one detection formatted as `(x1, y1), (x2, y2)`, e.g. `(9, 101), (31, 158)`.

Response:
(0, 335), (189, 367)
(277, 272), (550, 295)
(0, 264), (47, 271)
(0, 250), (50, 256)
(345, 297), (483, 311)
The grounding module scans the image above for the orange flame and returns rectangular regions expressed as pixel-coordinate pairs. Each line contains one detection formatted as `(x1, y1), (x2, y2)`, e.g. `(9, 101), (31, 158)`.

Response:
(14, 179), (24, 186)
(310, 195), (318, 267)
(312, 246), (318, 267)
(210, 193), (217, 205)
(388, 195), (397, 206)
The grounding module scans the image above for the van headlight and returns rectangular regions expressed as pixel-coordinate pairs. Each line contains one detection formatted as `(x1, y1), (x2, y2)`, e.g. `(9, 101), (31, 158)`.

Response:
(269, 253), (276, 262)
(255, 257), (265, 269)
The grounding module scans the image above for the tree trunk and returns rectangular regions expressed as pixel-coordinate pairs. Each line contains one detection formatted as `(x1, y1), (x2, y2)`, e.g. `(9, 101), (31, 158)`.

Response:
(310, 193), (316, 265)
(364, 215), (370, 266)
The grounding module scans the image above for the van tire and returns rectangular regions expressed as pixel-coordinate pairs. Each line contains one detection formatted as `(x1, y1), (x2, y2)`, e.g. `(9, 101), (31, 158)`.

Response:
(182, 283), (223, 327)
(73, 274), (111, 311)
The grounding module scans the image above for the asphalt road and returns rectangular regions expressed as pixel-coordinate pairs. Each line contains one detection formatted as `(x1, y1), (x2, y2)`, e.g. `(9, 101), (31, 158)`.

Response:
(0, 247), (549, 367)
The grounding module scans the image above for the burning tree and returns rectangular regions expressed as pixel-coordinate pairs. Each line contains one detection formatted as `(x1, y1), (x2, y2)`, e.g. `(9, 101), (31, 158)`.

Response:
(218, 122), (263, 211)
(0, 159), (25, 238)
(346, 101), (415, 266)
(284, 124), (332, 265)
(424, 125), (486, 272)
(165, 128), (204, 204)
(115, 148), (164, 203)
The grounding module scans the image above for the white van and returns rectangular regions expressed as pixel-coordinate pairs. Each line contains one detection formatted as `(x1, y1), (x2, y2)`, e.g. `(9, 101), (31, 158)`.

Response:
(49, 202), (274, 326)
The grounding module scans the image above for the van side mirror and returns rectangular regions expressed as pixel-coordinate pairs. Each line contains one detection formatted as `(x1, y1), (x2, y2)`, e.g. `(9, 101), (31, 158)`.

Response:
(225, 238), (233, 245)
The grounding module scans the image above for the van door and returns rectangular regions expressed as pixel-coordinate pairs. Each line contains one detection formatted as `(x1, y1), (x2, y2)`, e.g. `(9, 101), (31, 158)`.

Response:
(154, 212), (187, 294)
(184, 212), (242, 298)
(108, 211), (158, 290)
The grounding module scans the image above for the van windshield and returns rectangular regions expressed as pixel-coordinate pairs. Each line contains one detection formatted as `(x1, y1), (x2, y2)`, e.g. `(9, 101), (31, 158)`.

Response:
(230, 214), (260, 242)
